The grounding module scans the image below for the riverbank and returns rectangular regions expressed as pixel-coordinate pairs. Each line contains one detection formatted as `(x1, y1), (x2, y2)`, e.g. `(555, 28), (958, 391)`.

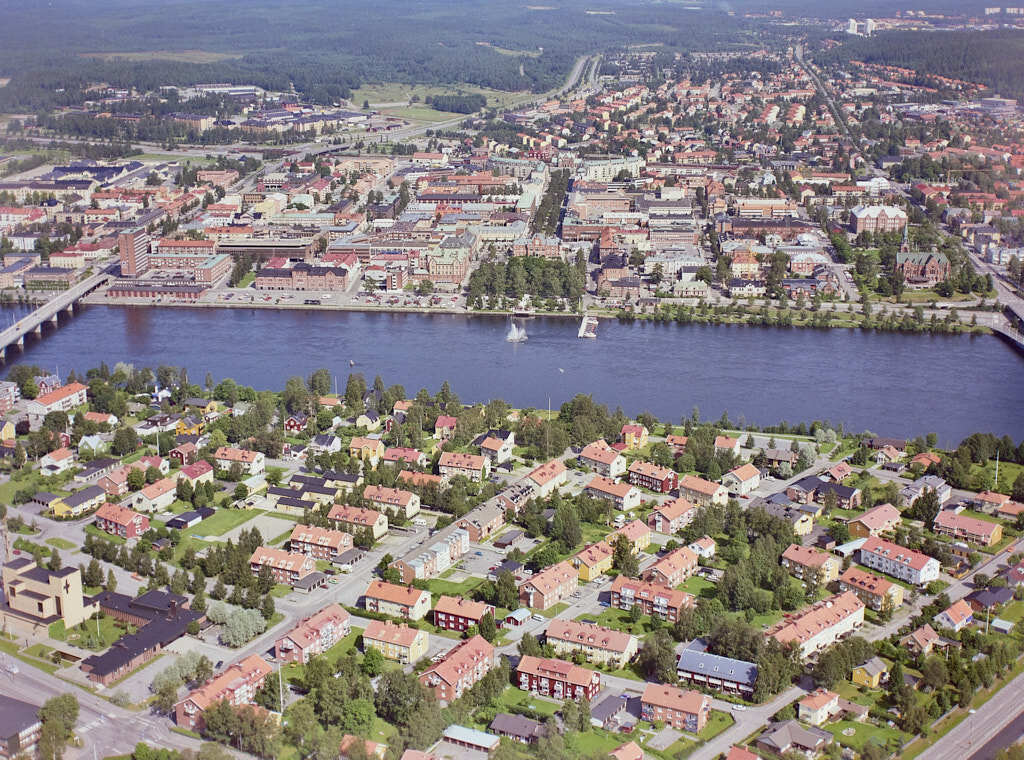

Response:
(83, 293), (996, 336)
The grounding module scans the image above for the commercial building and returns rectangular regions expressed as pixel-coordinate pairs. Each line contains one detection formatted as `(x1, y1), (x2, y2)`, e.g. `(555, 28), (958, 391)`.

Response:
(515, 655), (602, 701)
(118, 230), (150, 276)
(419, 635), (495, 705)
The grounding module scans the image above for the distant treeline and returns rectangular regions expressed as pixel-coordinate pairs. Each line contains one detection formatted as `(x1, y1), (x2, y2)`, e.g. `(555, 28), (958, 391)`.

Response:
(814, 29), (1024, 101)
(424, 94), (487, 114)
(0, 0), (793, 110)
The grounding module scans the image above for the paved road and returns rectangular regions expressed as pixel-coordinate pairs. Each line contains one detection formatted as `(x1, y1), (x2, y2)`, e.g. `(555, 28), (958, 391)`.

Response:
(928, 670), (1024, 760)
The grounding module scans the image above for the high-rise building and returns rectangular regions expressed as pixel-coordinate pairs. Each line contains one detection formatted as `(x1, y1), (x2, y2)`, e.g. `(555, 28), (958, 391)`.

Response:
(118, 230), (150, 276)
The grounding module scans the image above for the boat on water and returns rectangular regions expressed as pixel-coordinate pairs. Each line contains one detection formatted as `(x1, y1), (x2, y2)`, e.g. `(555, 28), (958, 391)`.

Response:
(506, 319), (528, 343)
(578, 315), (598, 339)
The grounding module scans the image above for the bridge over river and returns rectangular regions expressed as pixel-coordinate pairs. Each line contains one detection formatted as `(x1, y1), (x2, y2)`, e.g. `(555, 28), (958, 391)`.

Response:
(0, 268), (114, 361)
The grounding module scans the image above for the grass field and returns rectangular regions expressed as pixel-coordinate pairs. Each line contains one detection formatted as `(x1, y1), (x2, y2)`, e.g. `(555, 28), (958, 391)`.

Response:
(351, 82), (526, 110)
(188, 508), (260, 537)
(378, 106), (466, 123)
(824, 719), (907, 752)
(45, 537), (76, 550)
(49, 615), (131, 651)
(971, 461), (1024, 495)
(678, 575), (717, 598)
(81, 50), (240, 63)
(698, 710), (735, 741)
(234, 272), (256, 289)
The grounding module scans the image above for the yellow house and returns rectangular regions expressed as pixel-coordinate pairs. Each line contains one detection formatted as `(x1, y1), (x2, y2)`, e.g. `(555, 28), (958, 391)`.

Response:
(572, 541), (614, 581)
(349, 436), (385, 466)
(608, 519), (652, 555)
(185, 398), (217, 415)
(51, 485), (106, 518)
(620, 424), (649, 451)
(175, 416), (206, 436)
(851, 657), (888, 689)
(0, 420), (16, 440)
(362, 620), (428, 664)
(355, 412), (382, 431)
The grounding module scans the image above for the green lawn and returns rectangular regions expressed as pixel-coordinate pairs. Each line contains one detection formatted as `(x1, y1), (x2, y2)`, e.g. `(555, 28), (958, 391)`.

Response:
(538, 602), (570, 619)
(270, 584), (292, 598)
(970, 461), (1024, 495)
(494, 687), (560, 717)
(234, 271), (256, 289)
(698, 710), (735, 741)
(425, 576), (486, 599)
(569, 729), (636, 757)
(1000, 600), (1024, 624)
(823, 720), (907, 752)
(582, 607), (657, 635)
(186, 508), (260, 537)
(678, 575), (717, 598)
(45, 537), (76, 550)
(49, 615), (132, 651)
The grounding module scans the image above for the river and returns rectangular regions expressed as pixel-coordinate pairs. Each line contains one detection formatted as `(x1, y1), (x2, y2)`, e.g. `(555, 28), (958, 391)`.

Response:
(2, 304), (1022, 445)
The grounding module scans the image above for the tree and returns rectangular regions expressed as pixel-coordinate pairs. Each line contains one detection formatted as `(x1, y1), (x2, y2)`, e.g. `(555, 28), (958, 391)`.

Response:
(112, 427), (139, 455)
(127, 467), (146, 491)
(921, 656), (948, 691)
(612, 534), (639, 578)
(361, 646), (386, 677)
(154, 679), (179, 713)
(39, 694), (79, 741)
(637, 630), (676, 682)
(106, 568), (117, 592)
(552, 503), (582, 550)
(478, 611), (497, 642)
(495, 571), (518, 609)
(907, 488), (941, 527)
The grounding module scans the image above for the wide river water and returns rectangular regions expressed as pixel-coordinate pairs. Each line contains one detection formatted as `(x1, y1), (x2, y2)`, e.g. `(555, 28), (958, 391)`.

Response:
(3, 305), (1022, 445)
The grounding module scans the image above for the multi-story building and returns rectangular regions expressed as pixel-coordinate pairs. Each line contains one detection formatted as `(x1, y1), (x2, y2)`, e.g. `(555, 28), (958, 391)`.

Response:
(858, 537), (940, 586)
(847, 503), (901, 539)
(519, 561), (578, 610)
(648, 498), (696, 535)
(578, 440), (626, 478)
(174, 654), (272, 731)
(839, 567), (904, 611)
(274, 604), (351, 663)
(419, 635), (495, 705)
(328, 504), (389, 539)
(432, 596), (495, 632)
(118, 230), (150, 276)
(849, 205), (907, 234)
(25, 382), (88, 421)
(644, 546), (698, 587)
(627, 460), (678, 493)
(213, 446), (265, 475)
(609, 576), (694, 622)
(0, 695), (43, 760)
(391, 527), (470, 583)
(722, 463), (760, 496)
(363, 485), (421, 520)
(0, 380), (19, 415)
(454, 503), (504, 542)
(363, 580), (431, 620)
(515, 656), (602, 701)
(544, 619), (638, 668)
(527, 459), (567, 497)
(584, 476), (642, 510)
(608, 519), (651, 554)
(362, 620), (428, 664)
(572, 541), (614, 582)
(94, 502), (149, 539)
(438, 451), (489, 482)
(780, 543), (841, 584)
(1, 558), (98, 631)
(766, 591), (865, 658)
(249, 547), (315, 585)
(640, 684), (710, 732)
(288, 524), (354, 561)
(678, 475), (728, 507)
(932, 510), (1003, 547)
(676, 645), (758, 698)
